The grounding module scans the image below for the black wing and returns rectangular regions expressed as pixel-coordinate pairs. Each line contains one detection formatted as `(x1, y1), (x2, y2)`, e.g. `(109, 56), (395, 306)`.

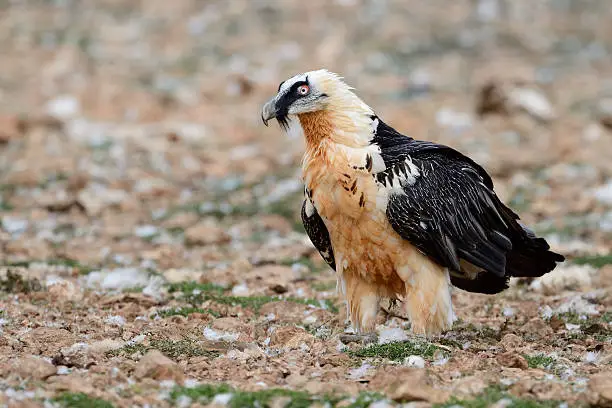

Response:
(301, 192), (335, 271)
(372, 117), (564, 294)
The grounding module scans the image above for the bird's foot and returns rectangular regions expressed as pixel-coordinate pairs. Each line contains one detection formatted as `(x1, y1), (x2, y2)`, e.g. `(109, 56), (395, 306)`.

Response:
(339, 333), (378, 345)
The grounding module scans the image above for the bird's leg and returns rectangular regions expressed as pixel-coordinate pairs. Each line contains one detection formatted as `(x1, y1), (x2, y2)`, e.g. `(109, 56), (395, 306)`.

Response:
(401, 265), (455, 336)
(380, 297), (409, 321)
(340, 273), (380, 343)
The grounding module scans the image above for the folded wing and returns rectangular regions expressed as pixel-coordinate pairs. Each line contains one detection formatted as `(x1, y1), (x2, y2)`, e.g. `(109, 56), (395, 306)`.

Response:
(372, 119), (564, 294)
(301, 191), (336, 271)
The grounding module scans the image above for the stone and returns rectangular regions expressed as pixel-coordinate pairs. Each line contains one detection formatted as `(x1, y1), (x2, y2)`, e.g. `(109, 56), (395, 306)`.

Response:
(0, 114), (21, 143)
(67, 173), (89, 192)
(89, 339), (125, 354)
(76, 189), (104, 217)
(519, 318), (554, 338)
(19, 328), (78, 355)
(507, 86), (556, 122)
(5, 238), (52, 259)
(36, 190), (77, 212)
(369, 367), (448, 403)
(269, 396), (292, 408)
(499, 333), (523, 350)
(269, 326), (315, 350)
(53, 342), (100, 369)
(535, 264), (595, 294)
(588, 371), (612, 407)
(259, 301), (312, 324)
(318, 352), (350, 367)
(598, 265), (612, 287)
(161, 212), (200, 230)
(258, 214), (293, 234)
(185, 221), (231, 246)
(211, 317), (253, 341)
(404, 355), (425, 368)
(162, 268), (204, 284)
(12, 356), (56, 380)
(285, 373), (308, 388)
(303, 380), (327, 395)
(450, 375), (488, 397)
(134, 350), (184, 382)
(510, 379), (566, 401)
(243, 265), (297, 288)
(46, 95), (81, 119)
(47, 375), (94, 394)
(496, 352), (528, 370)
(47, 279), (82, 302)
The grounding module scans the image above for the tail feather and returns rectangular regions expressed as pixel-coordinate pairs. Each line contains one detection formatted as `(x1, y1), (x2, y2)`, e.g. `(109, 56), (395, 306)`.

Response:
(505, 229), (565, 278)
(451, 224), (564, 294)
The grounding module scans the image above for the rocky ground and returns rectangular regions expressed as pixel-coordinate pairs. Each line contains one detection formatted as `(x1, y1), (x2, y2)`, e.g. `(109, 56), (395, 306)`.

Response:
(0, 1), (611, 407)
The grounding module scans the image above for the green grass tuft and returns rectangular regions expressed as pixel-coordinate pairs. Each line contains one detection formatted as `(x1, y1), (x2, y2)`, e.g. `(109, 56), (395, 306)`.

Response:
(554, 312), (612, 333)
(350, 340), (446, 361)
(0, 259), (94, 275)
(167, 281), (226, 296)
(437, 338), (463, 349)
(170, 384), (233, 404)
(469, 324), (498, 339)
(210, 294), (279, 311)
(208, 294), (337, 313)
(107, 338), (218, 360)
(311, 281), (336, 292)
(572, 253), (612, 268)
(227, 389), (315, 408)
(168, 280), (338, 313)
(152, 338), (219, 360)
(53, 392), (114, 408)
(156, 307), (221, 318)
(0, 270), (42, 293)
(434, 385), (563, 408)
(0, 199), (13, 211)
(554, 311), (589, 325)
(524, 354), (556, 369)
(122, 286), (144, 293)
(345, 392), (387, 408)
(167, 281), (226, 305)
(106, 342), (148, 358)
(169, 383), (384, 408)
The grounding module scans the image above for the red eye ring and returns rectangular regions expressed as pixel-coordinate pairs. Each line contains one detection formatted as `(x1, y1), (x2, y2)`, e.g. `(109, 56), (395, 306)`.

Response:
(297, 85), (310, 95)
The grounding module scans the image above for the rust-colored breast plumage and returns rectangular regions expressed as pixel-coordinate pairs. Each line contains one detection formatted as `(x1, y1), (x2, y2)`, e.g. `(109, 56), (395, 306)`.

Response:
(299, 111), (416, 296)
(297, 106), (453, 335)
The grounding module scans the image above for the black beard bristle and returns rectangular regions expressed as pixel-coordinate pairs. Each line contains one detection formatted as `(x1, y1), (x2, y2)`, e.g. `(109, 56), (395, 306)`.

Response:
(278, 115), (290, 130)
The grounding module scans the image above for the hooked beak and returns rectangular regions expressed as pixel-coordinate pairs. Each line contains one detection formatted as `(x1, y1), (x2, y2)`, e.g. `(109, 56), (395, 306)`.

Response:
(261, 97), (277, 126)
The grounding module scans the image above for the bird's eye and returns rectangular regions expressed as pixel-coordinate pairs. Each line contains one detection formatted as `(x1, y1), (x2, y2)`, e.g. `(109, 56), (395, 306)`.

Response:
(297, 85), (310, 95)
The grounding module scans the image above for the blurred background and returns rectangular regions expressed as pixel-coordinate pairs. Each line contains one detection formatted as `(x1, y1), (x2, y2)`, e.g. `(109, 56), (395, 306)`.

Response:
(0, 1), (611, 406)
(1, 0), (612, 266)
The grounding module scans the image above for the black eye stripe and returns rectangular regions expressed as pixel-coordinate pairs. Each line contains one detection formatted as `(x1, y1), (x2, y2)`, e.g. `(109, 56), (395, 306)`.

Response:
(274, 76), (311, 125)
(288, 80), (309, 95)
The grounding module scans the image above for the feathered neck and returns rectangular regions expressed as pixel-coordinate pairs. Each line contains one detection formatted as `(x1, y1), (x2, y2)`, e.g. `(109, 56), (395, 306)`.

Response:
(297, 89), (375, 150)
